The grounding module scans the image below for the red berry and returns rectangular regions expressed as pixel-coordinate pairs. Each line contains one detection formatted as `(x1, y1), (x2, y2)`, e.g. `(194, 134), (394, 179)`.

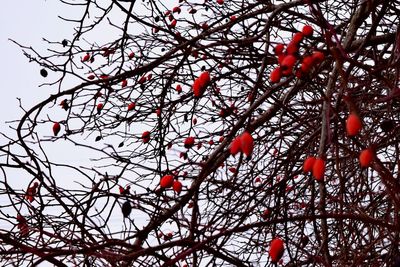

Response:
(274, 44), (285, 55)
(121, 79), (128, 88)
(142, 131), (150, 143)
(269, 238), (284, 263)
(52, 122), (61, 136)
(176, 84), (182, 93)
(312, 158), (325, 181)
(303, 156), (316, 173)
(270, 67), (282, 83)
(160, 175), (174, 188)
(240, 132), (254, 158)
(280, 55), (296, 71)
(96, 103), (104, 114)
(184, 137), (195, 149)
(172, 6), (181, 14)
(127, 102), (135, 111)
(286, 42), (299, 55)
(346, 113), (362, 136)
(302, 25), (313, 37)
(82, 53), (90, 62)
(192, 71), (211, 97)
(312, 51), (325, 63)
(359, 148), (374, 168)
(230, 137), (242, 156)
(292, 32), (304, 44)
(172, 180), (182, 194)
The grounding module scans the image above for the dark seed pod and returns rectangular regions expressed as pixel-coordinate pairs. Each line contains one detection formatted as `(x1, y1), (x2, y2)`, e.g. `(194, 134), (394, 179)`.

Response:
(122, 201), (132, 218)
(40, 69), (48, 77)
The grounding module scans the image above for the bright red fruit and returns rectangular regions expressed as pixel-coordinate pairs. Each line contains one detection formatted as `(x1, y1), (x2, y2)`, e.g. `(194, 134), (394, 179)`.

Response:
(193, 71), (211, 97)
(160, 175), (174, 188)
(303, 156), (316, 173)
(230, 15), (237, 21)
(300, 56), (314, 73)
(241, 132), (254, 158)
(217, 0), (224, 5)
(270, 67), (282, 83)
(53, 122), (61, 136)
(176, 84), (182, 93)
(292, 32), (304, 44)
(312, 158), (325, 181)
(170, 19), (177, 28)
(269, 238), (284, 263)
(277, 54), (285, 65)
(280, 55), (296, 71)
(127, 102), (135, 111)
(274, 44), (285, 55)
(312, 51), (325, 63)
(230, 137), (242, 155)
(359, 148), (374, 168)
(184, 137), (195, 149)
(142, 131), (150, 143)
(173, 180), (182, 194)
(128, 52), (135, 59)
(302, 25), (313, 37)
(346, 113), (362, 136)
(286, 42), (299, 55)
(87, 74), (95, 80)
(199, 71), (211, 86)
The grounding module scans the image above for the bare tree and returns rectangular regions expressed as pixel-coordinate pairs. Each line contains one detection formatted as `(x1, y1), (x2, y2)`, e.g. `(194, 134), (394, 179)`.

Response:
(1, 0), (400, 266)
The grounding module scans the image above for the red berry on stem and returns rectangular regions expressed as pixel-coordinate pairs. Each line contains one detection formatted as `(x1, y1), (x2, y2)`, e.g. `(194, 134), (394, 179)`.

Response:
(96, 103), (104, 114)
(127, 102), (135, 111)
(281, 55), (296, 71)
(184, 137), (195, 149)
(142, 131), (150, 143)
(270, 67), (282, 83)
(303, 156), (316, 173)
(292, 32), (304, 44)
(302, 25), (314, 37)
(230, 137), (242, 156)
(312, 158), (325, 181)
(312, 51), (325, 64)
(274, 44), (285, 55)
(173, 180), (182, 193)
(160, 175), (174, 188)
(346, 113), (362, 136)
(53, 122), (61, 136)
(240, 132), (254, 158)
(359, 148), (374, 168)
(269, 238), (284, 263)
